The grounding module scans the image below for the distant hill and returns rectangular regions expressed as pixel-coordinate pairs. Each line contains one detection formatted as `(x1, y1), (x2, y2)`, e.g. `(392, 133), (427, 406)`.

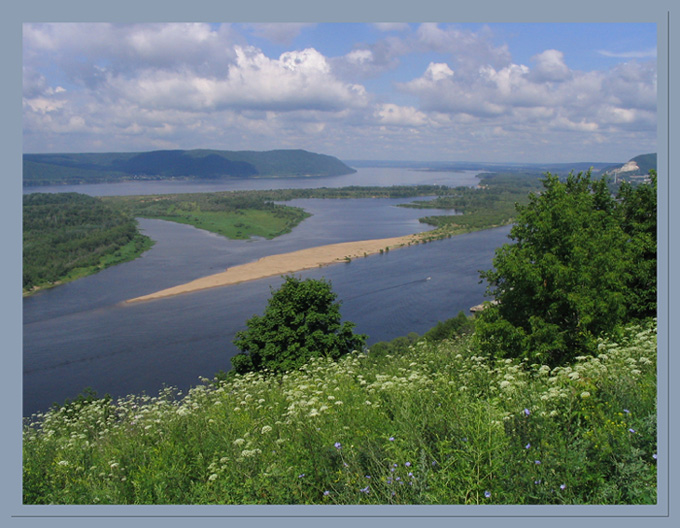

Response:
(23, 149), (356, 186)
(601, 153), (657, 177)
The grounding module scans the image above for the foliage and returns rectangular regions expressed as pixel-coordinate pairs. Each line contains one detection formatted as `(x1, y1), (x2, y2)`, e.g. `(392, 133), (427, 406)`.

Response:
(23, 318), (656, 505)
(231, 276), (367, 375)
(474, 170), (656, 366)
(23, 193), (152, 292)
(402, 172), (545, 230)
(422, 311), (475, 342)
(616, 170), (657, 319)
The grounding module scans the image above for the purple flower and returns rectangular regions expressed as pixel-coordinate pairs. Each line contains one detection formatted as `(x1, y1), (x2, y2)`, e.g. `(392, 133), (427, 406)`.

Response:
(534, 479), (541, 485)
(560, 484), (566, 490)
(324, 490), (330, 496)
(405, 462), (411, 467)
(653, 454), (658, 460)
(389, 436), (395, 441)
(524, 408), (531, 416)
(525, 443), (531, 449)
(334, 442), (342, 449)
(360, 485), (370, 494)
(535, 460), (541, 464)
(623, 409), (630, 414)
(629, 428), (636, 434)
(298, 474), (305, 478)
(408, 472), (413, 477)
(484, 491), (491, 498)
(365, 475), (371, 479)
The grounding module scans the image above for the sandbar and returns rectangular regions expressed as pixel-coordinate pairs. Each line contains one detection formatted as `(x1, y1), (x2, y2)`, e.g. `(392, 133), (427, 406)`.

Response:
(125, 234), (421, 303)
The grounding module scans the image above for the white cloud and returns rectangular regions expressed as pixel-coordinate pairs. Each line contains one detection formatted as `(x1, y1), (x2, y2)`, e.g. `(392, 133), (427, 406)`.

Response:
(425, 62), (454, 81)
(375, 104), (428, 127)
(597, 48), (656, 59)
(529, 49), (571, 82)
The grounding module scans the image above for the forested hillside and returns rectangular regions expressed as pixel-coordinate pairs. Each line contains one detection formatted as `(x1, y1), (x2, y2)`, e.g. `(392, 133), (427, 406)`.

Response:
(23, 193), (153, 293)
(23, 149), (356, 186)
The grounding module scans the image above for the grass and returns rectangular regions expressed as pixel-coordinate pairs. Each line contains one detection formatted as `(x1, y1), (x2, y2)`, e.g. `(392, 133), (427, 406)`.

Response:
(23, 318), (657, 505)
(149, 208), (308, 240)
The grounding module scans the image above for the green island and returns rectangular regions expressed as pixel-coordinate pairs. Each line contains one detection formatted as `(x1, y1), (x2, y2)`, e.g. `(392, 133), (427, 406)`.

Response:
(102, 192), (313, 241)
(23, 193), (154, 295)
(23, 169), (658, 504)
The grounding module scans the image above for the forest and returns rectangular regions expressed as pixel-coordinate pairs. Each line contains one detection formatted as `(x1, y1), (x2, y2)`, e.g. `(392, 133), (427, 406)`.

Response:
(22, 193), (152, 293)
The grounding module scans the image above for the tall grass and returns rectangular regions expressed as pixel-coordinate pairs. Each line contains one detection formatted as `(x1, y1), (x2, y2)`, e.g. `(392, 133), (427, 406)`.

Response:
(23, 319), (657, 505)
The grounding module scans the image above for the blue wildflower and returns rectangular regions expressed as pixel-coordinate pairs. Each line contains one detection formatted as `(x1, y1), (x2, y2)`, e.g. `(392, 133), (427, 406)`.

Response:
(535, 460), (541, 464)
(560, 484), (566, 490)
(524, 408), (531, 416)
(324, 490), (330, 496)
(389, 436), (395, 441)
(334, 442), (342, 449)
(525, 443), (531, 449)
(360, 485), (370, 494)
(405, 462), (411, 467)
(629, 428), (636, 434)
(484, 491), (491, 498)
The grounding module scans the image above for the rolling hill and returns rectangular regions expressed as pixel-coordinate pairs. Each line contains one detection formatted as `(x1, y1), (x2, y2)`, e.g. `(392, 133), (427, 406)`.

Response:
(23, 149), (356, 186)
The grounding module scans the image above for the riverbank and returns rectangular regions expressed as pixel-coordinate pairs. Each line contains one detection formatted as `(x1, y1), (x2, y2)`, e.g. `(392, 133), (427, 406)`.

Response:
(126, 234), (422, 303)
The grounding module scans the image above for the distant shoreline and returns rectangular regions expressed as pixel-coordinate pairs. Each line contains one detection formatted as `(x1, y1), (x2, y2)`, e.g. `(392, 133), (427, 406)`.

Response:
(125, 234), (421, 303)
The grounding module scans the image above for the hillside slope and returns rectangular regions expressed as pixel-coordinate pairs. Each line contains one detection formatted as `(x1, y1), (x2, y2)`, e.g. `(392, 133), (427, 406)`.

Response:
(23, 149), (356, 186)
(23, 319), (656, 505)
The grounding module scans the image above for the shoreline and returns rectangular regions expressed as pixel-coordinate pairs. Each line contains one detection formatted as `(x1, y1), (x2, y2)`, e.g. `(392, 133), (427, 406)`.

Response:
(125, 234), (422, 303)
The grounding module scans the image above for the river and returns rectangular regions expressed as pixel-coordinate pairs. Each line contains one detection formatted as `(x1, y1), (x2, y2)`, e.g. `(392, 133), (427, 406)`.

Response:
(23, 167), (511, 416)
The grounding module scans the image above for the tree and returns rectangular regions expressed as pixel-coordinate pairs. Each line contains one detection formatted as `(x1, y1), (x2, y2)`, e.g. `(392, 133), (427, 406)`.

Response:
(231, 276), (366, 374)
(616, 170), (657, 319)
(474, 170), (654, 366)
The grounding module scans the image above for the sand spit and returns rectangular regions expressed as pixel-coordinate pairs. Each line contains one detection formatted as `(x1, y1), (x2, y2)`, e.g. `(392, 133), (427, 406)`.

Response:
(125, 234), (421, 303)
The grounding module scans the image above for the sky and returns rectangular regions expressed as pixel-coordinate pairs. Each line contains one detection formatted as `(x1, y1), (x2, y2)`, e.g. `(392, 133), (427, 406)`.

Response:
(22, 22), (657, 163)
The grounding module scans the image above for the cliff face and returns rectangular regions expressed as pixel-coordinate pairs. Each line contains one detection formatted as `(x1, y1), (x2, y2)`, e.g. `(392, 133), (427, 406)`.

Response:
(602, 153), (656, 177)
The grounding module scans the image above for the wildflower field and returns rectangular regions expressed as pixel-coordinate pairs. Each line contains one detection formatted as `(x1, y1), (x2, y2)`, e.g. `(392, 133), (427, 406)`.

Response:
(22, 318), (657, 505)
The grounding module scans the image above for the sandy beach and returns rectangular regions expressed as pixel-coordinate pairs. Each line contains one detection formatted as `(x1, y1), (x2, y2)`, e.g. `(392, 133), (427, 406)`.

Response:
(125, 234), (421, 303)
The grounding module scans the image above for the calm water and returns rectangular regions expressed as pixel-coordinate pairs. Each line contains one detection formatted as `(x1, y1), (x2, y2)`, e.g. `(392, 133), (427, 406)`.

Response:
(22, 167), (483, 196)
(23, 168), (511, 416)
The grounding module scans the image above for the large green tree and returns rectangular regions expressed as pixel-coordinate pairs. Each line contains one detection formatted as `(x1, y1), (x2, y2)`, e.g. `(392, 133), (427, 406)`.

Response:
(474, 170), (656, 366)
(231, 276), (366, 375)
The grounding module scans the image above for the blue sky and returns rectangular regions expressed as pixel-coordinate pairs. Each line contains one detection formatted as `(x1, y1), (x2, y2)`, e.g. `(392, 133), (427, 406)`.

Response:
(22, 22), (657, 163)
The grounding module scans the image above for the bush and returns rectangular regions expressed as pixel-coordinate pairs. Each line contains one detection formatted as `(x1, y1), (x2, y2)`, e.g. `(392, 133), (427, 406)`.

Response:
(231, 276), (366, 374)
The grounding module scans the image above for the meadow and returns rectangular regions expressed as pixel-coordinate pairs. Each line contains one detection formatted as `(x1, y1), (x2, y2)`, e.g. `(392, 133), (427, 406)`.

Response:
(22, 317), (656, 505)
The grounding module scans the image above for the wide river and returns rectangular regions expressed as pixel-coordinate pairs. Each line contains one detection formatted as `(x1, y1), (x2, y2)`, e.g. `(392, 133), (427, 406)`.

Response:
(23, 167), (512, 416)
